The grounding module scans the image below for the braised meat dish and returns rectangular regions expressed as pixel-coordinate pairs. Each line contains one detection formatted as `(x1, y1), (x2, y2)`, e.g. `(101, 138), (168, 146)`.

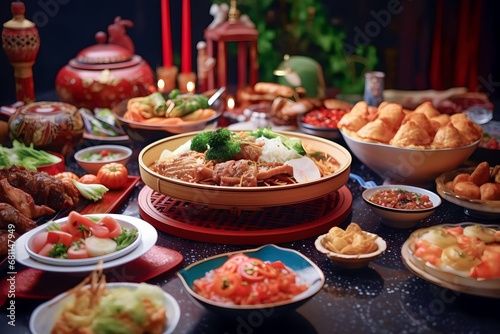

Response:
(0, 165), (82, 257)
(0, 165), (80, 211)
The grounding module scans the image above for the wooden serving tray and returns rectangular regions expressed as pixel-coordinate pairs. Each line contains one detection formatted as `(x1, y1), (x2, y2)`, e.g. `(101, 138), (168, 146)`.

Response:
(138, 185), (352, 245)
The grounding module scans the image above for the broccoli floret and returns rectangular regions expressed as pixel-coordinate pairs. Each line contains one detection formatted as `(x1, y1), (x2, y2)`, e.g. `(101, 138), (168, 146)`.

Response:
(190, 131), (213, 152)
(190, 128), (242, 161)
(247, 126), (277, 140)
(203, 128), (242, 161)
(247, 127), (306, 155)
(284, 137), (306, 155)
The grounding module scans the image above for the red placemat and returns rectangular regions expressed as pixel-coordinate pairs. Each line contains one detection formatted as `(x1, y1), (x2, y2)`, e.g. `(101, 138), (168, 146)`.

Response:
(139, 186), (352, 245)
(0, 245), (182, 305)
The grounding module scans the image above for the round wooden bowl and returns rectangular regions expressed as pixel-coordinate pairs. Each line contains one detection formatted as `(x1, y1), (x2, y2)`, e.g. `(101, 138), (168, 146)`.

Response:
(139, 130), (352, 210)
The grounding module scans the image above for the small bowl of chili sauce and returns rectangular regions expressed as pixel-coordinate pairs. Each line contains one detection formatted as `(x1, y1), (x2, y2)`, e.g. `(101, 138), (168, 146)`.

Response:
(298, 107), (347, 140)
(362, 185), (442, 228)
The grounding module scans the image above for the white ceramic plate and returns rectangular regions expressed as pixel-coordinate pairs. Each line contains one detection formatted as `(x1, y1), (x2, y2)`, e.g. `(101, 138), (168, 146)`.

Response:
(16, 215), (157, 273)
(401, 223), (500, 298)
(24, 215), (142, 266)
(29, 282), (180, 334)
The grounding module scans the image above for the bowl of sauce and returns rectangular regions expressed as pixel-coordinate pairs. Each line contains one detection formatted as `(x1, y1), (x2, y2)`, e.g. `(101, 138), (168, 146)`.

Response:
(75, 144), (132, 174)
(362, 185), (442, 228)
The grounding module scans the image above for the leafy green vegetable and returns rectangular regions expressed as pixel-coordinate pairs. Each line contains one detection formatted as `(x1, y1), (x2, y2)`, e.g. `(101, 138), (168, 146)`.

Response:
(247, 127), (306, 155)
(0, 140), (62, 170)
(113, 228), (138, 251)
(48, 243), (68, 259)
(72, 180), (109, 202)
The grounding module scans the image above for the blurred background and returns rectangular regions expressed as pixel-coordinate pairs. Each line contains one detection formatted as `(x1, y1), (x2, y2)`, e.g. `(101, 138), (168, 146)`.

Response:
(1, 0), (499, 105)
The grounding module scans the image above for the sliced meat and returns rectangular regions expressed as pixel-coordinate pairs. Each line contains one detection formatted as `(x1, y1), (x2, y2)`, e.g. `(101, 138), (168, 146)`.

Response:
(153, 151), (207, 183)
(257, 163), (294, 180)
(212, 160), (258, 187)
(0, 179), (55, 218)
(234, 143), (263, 162)
(0, 203), (38, 234)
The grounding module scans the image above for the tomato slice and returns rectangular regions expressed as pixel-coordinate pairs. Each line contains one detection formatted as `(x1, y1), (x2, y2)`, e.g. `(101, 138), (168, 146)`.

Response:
(215, 254), (250, 274)
(210, 273), (242, 297)
(31, 232), (49, 253)
(238, 258), (272, 282)
(38, 243), (55, 257)
(59, 223), (70, 233)
(47, 231), (73, 247)
(66, 211), (110, 238)
(98, 216), (122, 238)
(67, 243), (90, 259)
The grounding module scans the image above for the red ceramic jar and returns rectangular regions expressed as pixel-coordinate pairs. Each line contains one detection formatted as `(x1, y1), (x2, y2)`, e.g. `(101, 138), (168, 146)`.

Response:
(55, 31), (155, 109)
(8, 101), (84, 155)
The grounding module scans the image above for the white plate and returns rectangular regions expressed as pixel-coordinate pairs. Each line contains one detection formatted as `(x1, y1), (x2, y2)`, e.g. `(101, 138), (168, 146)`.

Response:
(401, 223), (500, 298)
(29, 282), (180, 334)
(24, 215), (142, 266)
(16, 215), (157, 273)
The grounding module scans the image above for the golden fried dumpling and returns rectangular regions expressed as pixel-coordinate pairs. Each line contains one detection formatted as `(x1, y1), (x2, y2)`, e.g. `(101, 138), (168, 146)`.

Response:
(390, 120), (432, 148)
(414, 101), (441, 119)
(450, 113), (483, 143)
(431, 122), (468, 148)
(338, 101), (371, 132)
(401, 112), (435, 137)
(430, 114), (451, 132)
(376, 103), (405, 131)
(357, 119), (395, 143)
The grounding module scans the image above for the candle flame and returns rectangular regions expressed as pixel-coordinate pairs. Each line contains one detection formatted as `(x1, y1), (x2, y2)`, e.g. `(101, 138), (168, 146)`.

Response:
(157, 79), (165, 92)
(187, 81), (195, 93)
(227, 97), (235, 110)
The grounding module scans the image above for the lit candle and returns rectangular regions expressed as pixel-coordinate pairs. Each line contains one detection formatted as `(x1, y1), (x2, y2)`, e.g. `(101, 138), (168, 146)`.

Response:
(161, 0), (173, 67)
(181, 0), (192, 73)
(187, 81), (195, 93)
(227, 97), (235, 111)
(157, 79), (166, 92)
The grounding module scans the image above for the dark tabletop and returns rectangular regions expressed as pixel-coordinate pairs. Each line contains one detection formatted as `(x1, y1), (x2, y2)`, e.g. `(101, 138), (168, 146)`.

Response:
(2, 131), (500, 334)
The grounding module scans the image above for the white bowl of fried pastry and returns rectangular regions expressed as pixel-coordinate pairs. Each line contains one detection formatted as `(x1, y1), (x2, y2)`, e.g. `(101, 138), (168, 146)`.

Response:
(315, 223), (387, 269)
(339, 101), (482, 184)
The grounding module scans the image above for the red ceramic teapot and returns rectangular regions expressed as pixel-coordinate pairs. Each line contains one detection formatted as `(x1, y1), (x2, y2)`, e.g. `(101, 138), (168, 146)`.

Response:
(55, 17), (155, 110)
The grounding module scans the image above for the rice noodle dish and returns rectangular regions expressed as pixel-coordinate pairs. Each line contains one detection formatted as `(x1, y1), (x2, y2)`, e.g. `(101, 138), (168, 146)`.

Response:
(151, 127), (341, 187)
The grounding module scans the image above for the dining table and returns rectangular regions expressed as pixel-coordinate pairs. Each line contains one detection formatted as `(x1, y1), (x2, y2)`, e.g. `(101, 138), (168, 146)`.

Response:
(2, 116), (500, 334)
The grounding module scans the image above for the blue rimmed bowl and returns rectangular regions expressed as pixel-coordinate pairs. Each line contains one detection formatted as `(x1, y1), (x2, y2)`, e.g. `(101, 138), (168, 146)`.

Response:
(177, 244), (325, 318)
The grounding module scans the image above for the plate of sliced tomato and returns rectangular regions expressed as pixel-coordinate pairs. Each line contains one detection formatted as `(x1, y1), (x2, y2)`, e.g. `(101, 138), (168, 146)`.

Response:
(177, 244), (325, 318)
(15, 213), (157, 272)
